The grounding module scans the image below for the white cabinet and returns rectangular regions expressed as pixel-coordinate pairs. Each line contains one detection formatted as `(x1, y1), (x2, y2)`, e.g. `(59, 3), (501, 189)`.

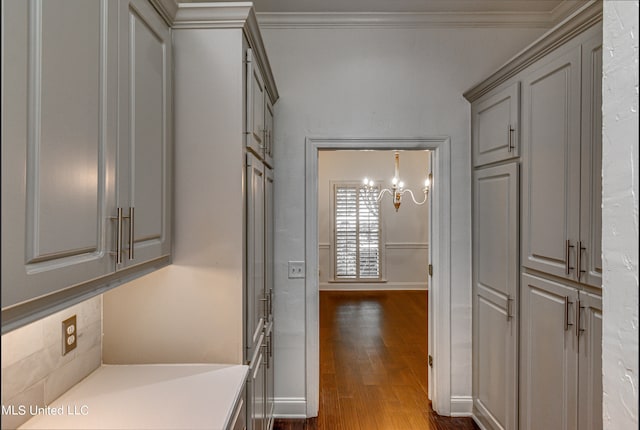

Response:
(472, 82), (520, 167)
(521, 25), (602, 288)
(472, 163), (519, 430)
(520, 273), (601, 430)
(1, 0), (171, 329)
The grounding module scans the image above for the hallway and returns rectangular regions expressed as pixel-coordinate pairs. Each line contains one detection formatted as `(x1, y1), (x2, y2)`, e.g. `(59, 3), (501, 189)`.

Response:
(276, 290), (478, 429)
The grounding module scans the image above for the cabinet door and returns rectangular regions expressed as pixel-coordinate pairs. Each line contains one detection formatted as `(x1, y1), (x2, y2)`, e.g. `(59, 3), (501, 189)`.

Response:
(265, 167), (274, 324)
(263, 99), (274, 167)
(579, 30), (603, 288)
(248, 334), (266, 430)
(578, 291), (602, 430)
(472, 82), (520, 167)
(264, 322), (275, 430)
(117, 0), (172, 269)
(246, 49), (265, 158)
(247, 153), (266, 358)
(473, 163), (519, 430)
(521, 47), (582, 281)
(1, 0), (118, 309)
(520, 273), (578, 430)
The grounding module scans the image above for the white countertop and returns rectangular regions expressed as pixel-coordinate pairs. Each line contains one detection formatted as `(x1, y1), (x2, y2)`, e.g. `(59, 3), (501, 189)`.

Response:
(19, 363), (249, 430)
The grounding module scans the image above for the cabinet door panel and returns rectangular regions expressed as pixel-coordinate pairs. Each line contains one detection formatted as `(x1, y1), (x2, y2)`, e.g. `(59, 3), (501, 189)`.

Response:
(1, 0), (117, 308)
(264, 99), (274, 167)
(473, 82), (520, 167)
(246, 49), (265, 158)
(520, 273), (578, 430)
(473, 163), (518, 430)
(247, 153), (266, 357)
(265, 168), (274, 324)
(578, 292), (602, 430)
(249, 340), (266, 430)
(579, 31), (603, 288)
(521, 47), (582, 281)
(118, 0), (172, 268)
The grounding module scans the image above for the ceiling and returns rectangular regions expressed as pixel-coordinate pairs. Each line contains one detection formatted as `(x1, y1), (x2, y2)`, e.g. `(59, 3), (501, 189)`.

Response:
(199, 0), (571, 14)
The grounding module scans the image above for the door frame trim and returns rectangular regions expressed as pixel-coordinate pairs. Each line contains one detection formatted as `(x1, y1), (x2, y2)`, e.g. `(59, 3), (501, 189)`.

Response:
(304, 136), (452, 416)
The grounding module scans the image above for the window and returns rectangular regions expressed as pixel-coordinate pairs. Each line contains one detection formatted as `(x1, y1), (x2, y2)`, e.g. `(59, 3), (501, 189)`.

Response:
(333, 183), (381, 280)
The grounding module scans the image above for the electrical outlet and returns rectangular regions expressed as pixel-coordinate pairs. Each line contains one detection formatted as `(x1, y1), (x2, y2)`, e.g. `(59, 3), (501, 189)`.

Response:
(288, 261), (305, 279)
(62, 315), (77, 355)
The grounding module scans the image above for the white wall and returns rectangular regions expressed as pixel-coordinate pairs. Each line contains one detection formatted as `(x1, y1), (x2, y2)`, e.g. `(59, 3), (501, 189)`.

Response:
(263, 25), (546, 414)
(318, 150), (429, 290)
(602, 2), (639, 429)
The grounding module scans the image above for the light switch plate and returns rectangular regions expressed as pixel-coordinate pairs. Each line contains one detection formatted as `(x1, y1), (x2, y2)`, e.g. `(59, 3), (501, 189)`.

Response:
(288, 261), (305, 279)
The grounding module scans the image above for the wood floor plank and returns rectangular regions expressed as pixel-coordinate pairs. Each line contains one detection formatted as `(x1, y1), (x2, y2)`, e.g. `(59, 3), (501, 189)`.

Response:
(274, 291), (478, 430)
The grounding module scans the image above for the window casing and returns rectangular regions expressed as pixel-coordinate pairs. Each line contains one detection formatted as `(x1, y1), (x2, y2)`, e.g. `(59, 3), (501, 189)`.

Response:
(333, 183), (382, 280)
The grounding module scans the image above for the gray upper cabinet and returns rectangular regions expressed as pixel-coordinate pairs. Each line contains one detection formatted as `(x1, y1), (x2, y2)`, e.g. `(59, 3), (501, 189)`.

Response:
(472, 163), (519, 430)
(472, 82), (520, 167)
(578, 32), (603, 289)
(246, 49), (266, 159)
(117, 0), (172, 269)
(1, 0), (172, 330)
(264, 99), (275, 167)
(1, 0), (119, 310)
(521, 24), (602, 288)
(521, 43), (582, 282)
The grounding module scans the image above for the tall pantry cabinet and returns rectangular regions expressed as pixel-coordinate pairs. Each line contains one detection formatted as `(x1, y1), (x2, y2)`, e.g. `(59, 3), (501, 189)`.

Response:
(465, 3), (603, 430)
(102, 3), (278, 430)
(1, 0), (172, 332)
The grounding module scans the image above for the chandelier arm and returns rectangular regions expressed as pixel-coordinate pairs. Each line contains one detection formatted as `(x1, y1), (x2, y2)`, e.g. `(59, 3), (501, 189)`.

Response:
(375, 188), (394, 202)
(401, 189), (428, 206)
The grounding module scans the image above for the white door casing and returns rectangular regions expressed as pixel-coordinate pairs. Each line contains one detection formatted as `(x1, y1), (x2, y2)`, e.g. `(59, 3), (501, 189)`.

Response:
(304, 136), (452, 416)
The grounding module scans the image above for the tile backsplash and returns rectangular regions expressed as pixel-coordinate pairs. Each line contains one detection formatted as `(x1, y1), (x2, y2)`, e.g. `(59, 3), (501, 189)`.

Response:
(1, 296), (102, 429)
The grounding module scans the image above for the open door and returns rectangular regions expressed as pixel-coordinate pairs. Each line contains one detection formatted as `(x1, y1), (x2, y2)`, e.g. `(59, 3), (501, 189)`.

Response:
(427, 151), (434, 401)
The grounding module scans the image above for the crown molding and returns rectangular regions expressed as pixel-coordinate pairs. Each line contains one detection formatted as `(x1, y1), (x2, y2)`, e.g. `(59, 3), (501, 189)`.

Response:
(257, 11), (553, 29)
(463, 0), (602, 102)
(148, 0), (179, 26)
(172, 2), (279, 102)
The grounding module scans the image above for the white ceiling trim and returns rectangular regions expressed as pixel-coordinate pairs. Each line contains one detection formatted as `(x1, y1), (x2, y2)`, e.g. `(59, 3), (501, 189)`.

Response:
(257, 11), (555, 29)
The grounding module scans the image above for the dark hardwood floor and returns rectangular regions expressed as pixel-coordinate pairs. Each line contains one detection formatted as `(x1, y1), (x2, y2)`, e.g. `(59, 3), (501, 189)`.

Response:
(274, 290), (478, 430)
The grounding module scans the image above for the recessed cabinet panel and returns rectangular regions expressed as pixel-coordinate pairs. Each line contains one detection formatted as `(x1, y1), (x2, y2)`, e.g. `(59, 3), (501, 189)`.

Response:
(118, 0), (172, 268)
(246, 49), (265, 158)
(473, 163), (518, 430)
(520, 274), (578, 430)
(578, 292), (602, 430)
(247, 153), (266, 358)
(579, 33), (603, 288)
(476, 295), (509, 429)
(264, 99), (274, 167)
(521, 47), (582, 280)
(473, 82), (520, 167)
(1, 0), (118, 309)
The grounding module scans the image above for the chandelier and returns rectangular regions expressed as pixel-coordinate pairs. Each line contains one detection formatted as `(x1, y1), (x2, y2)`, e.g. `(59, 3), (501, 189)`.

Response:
(362, 151), (431, 212)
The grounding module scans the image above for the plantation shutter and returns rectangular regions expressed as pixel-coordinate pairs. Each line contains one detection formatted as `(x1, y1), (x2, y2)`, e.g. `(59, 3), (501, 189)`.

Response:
(334, 184), (381, 280)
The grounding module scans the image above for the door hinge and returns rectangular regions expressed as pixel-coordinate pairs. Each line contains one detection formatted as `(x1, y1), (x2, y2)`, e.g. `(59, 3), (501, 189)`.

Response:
(428, 264), (433, 277)
(428, 355), (433, 368)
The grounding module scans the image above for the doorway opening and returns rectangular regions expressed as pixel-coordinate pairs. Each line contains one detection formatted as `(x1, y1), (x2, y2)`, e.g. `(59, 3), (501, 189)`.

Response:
(304, 137), (453, 417)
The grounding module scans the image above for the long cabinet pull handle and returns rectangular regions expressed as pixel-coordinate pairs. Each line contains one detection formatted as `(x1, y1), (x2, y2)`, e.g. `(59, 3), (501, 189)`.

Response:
(128, 207), (135, 260)
(116, 208), (123, 264)
(508, 125), (515, 152)
(564, 296), (574, 331)
(577, 241), (586, 281)
(576, 300), (585, 337)
(565, 240), (575, 275)
(506, 294), (514, 321)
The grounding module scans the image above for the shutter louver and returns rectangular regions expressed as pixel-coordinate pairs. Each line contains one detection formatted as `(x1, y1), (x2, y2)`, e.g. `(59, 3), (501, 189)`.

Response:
(334, 184), (381, 280)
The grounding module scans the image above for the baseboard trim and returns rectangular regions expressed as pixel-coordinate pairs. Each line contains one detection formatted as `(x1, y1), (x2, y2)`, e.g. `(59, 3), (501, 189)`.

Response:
(274, 397), (307, 418)
(320, 282), (428, 291)
(450, 396), (473, 417)
(472, 414), (490, 430)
